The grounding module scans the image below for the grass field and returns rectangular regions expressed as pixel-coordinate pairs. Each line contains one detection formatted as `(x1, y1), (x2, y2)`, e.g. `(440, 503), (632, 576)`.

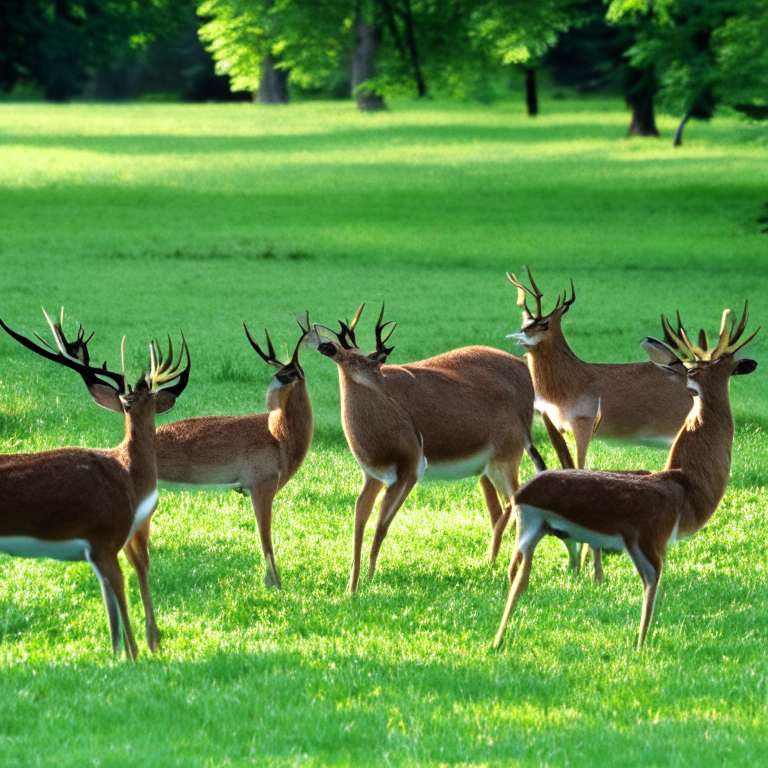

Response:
(0, 97), (766, 767)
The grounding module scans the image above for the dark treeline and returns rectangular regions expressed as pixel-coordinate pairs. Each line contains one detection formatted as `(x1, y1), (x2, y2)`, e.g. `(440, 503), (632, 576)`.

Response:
(1, 0), (765, 143)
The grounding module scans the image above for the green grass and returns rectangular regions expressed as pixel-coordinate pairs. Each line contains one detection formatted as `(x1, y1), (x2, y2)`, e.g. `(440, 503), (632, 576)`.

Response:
(0, 96), (766, 767)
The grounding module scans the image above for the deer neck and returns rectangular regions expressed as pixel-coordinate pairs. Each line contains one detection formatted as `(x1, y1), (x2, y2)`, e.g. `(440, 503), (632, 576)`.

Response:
(268, 381), (314, 472)
(664, 385), (734, 531)
(115, 403), (159, 500)
(526, 329), (590, 404)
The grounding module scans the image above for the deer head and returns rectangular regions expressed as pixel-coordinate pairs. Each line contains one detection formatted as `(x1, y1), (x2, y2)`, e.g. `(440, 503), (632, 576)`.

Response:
(506, 267), (576, 348)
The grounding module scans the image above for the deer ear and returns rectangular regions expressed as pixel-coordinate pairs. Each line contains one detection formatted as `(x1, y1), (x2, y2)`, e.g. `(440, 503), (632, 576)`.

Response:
(733, 358), (757, 376)
(87, 383), (124, 413)
(153, 390), (178, 415)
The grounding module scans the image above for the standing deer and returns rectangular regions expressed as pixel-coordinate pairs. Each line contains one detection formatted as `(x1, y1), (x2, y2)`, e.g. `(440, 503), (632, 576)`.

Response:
(0, 308), (190, 659)
(307, 303), (550, 593)
(507, 268), (693, 580)
(494, 304), (758, 650)
(154, 314), (313, 588)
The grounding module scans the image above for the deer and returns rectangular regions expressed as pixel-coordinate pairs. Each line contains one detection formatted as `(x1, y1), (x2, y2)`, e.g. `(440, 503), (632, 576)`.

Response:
(153, 314), (313, 589)
(0, 308), (190, 660)
(306, 303), (553, 594)
(493, 303), (759, 651)
(506, 268), (694, 581)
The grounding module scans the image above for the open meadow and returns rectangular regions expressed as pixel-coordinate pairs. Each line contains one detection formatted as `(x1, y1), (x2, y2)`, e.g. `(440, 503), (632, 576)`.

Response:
(0, 97), (766, 767)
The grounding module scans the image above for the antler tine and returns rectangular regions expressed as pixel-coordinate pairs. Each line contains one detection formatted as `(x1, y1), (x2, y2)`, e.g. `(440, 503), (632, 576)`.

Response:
(293, 310), (310, 335)
(150, 332), (191, 391)
(244, 322), (283, 368)
(562, 278), (576, 311)
(697, 328), (708, 353)
(374, 303), (397, 353)
(729, 300), (749, 346)
(722, 302), (760, 356)
(525, 266), (544, 318)
(506, 272), (535, 318)
(660, 313), (696, 361)
(337, 303), (365, 350)
(349, 302), (365, 331)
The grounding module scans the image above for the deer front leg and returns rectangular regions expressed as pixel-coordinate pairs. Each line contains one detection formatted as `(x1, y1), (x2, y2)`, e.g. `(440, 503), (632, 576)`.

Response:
(349, 475), (383, 594)
(367, 472), (418, 582)
(124, 518), (160, 652)
(250, 475), (282, 588)
(86, 549), (139, 661)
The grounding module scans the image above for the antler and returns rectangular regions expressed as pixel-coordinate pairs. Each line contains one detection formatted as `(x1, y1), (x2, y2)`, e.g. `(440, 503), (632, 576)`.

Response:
(660, 302), (759, 363)
(373, 303), (396, 360)
(0, 307), (125, 391)
(149, 333), (191, 394)
(244, 323), (283, 369)
(507, 268), (543, 320)
(337, 303), (365, 350)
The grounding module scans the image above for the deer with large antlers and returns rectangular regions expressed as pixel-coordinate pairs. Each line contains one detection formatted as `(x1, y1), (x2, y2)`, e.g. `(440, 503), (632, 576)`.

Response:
(154, 315), (313, 588)
(507, 268), (693, 580)
(0, 308), (190, 660)
(494, 304), (759, 650)
(307, 303), (551, 593)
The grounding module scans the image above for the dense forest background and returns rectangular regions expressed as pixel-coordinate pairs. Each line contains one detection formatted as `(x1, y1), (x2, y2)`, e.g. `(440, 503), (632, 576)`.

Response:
(1, 1), (767, 143)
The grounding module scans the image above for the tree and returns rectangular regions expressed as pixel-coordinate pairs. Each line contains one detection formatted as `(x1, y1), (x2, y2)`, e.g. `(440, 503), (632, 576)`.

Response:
(0, 0), (190, 100)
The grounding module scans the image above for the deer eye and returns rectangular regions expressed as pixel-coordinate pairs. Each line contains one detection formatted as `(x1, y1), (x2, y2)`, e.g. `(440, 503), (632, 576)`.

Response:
(539, 322), (549, 331)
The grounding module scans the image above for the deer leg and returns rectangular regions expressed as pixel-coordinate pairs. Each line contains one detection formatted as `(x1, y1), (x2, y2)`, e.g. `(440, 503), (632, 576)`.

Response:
(541, 412), (574, 469)
(250, 475), (282, 589)
(494, 512), (546, 650)
(485, 457), (521, 565)
(570, 415), (603, 581)
(368, 472), (418, 582)
(626, 540), (664, 649)
(479, 474), (503, 530)
(86, 550), (138, 661)
(349, 475), (383, 594)
(124, 518), (159, 652)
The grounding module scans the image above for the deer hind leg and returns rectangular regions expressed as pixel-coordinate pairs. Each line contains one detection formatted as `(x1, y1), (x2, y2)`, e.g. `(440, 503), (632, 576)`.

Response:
(250, 475), (282, 589)
(494, 508), (546, 650)
(124, 519), (159, 652)
(485, 456), (521, 565)
(541, 411), (574, 469)
(349, 475), (384, 594)
(625, 540), (665, 649)
(86, 549), (138, 661)
(368, 472), (418, 583)
(570, 415), (603, 582)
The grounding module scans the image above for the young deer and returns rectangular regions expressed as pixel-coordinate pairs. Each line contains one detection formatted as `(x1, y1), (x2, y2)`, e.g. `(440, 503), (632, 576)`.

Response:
(494, 304), (758, 650)
(154, 315), (312, 588)
(507, 268), (693, 580)
(307, 304), (548, 593)
(0, 308), (190, 660)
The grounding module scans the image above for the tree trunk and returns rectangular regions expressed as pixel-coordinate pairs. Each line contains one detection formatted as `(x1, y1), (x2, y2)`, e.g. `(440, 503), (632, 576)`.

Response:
(401, 0), (427, 97)
(673, 111), (692, 147)
(525, 67), (538, 116)
(351, 16), (385, 111)
(625, 67), (659, 137)
(255, 53), (289, 104)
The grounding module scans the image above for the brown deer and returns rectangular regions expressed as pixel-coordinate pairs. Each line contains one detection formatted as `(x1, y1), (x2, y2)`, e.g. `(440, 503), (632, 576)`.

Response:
(494, 304), (758, 650)
(0, 308), (190, 659)
(307, 303), (551, 593)
(507, 268), (693, 580)
(154, 314), (313, 588)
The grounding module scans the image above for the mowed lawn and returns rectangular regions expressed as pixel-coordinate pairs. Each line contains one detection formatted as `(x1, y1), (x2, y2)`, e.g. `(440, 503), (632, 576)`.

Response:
(0, 98), (766, 767)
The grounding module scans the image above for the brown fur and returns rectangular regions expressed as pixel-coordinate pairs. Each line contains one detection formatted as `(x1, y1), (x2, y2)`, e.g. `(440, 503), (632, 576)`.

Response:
(0, 391), (164, 660)
(155, 361), (313, 588)
(494, 350), (750, 650)
(309, 322), (545, 592)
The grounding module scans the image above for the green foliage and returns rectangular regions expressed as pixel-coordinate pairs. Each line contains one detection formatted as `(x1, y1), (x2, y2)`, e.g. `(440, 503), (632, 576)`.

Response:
(0, 99), (767, 765)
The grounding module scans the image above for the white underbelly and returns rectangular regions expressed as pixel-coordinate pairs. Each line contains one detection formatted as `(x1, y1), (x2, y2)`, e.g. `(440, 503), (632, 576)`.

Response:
(158, 480), (244, 494)
(520, 504), (626, 551)
(425, 448), (492, 482)
(0, 536), (90, 562)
